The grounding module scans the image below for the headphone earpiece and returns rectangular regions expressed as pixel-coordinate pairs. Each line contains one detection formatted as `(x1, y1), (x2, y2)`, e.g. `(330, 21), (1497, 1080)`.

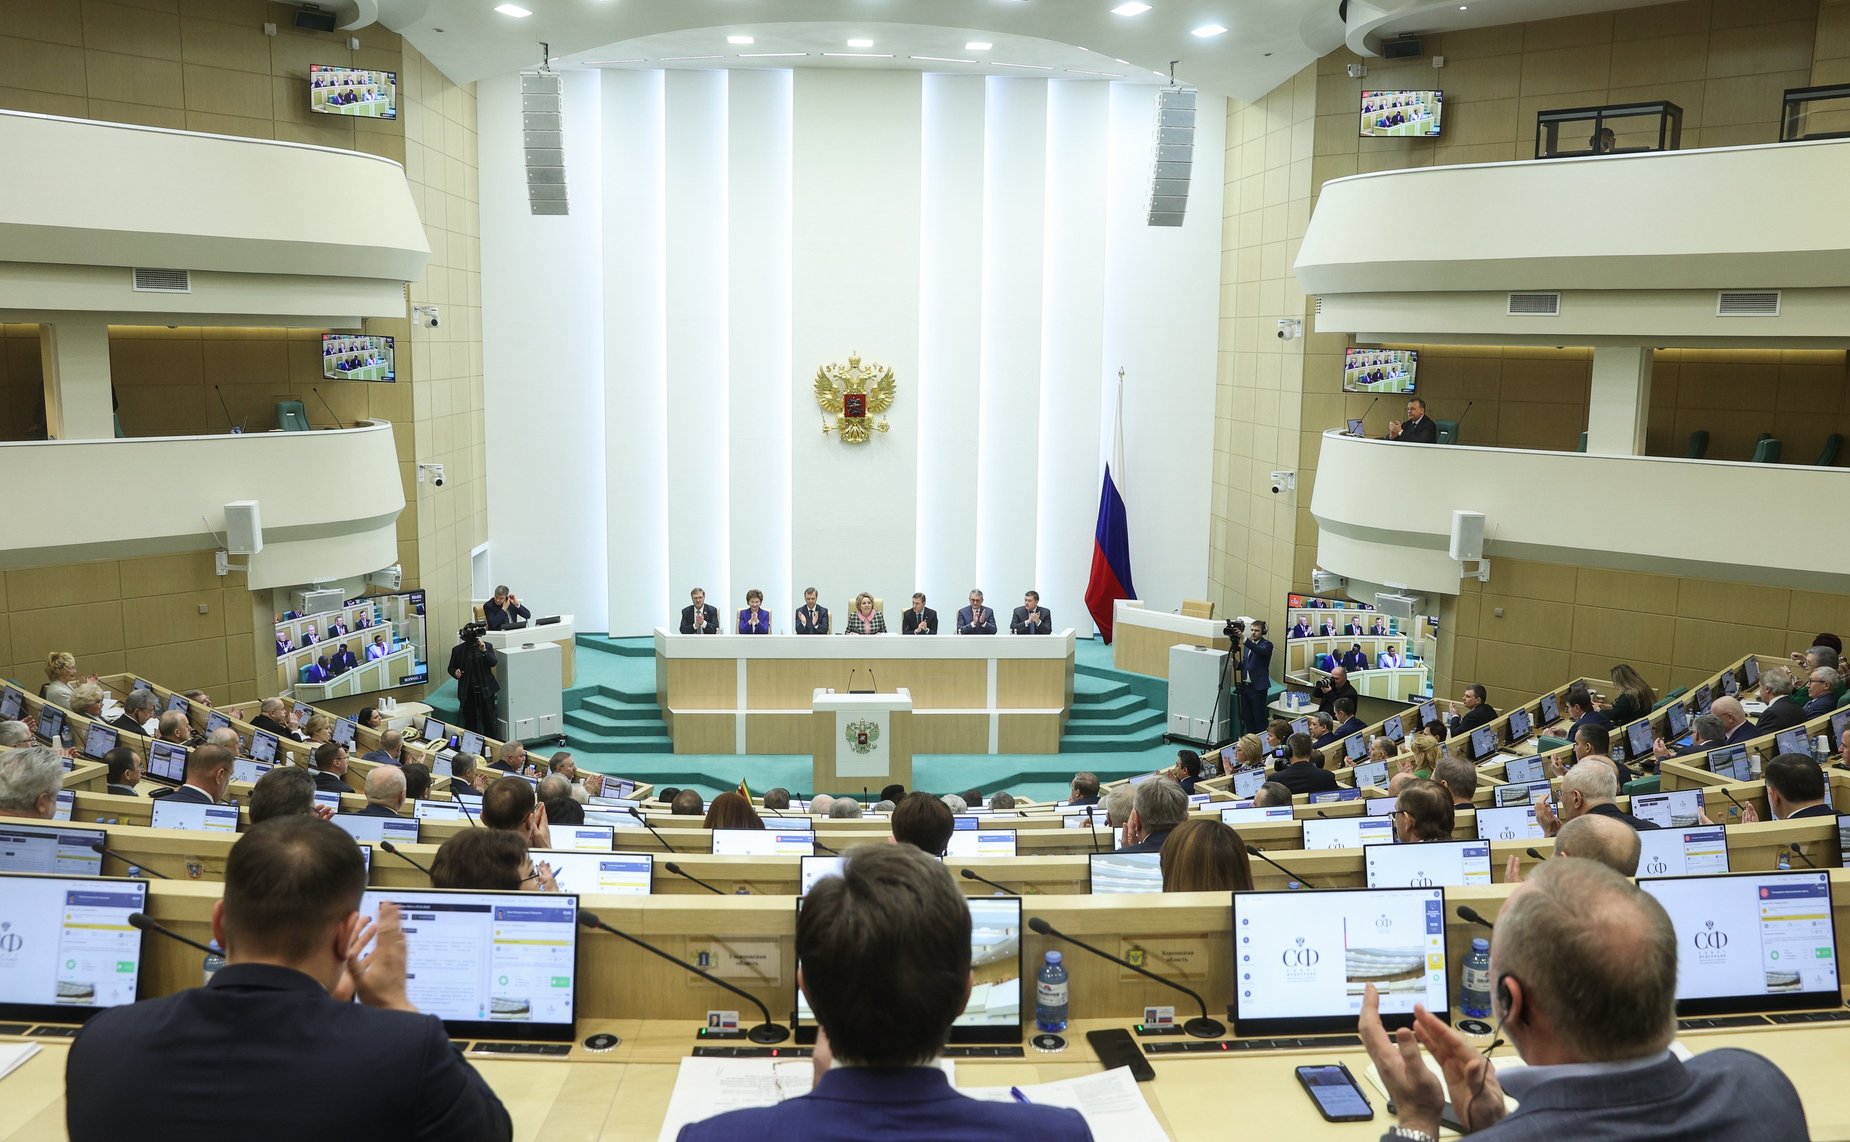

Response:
(1496, 974), (1515, 1020)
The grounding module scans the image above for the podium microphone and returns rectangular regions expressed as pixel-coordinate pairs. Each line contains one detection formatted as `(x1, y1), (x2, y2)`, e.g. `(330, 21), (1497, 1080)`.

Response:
(625, 807), (677, 852)
(379, 840), (432, 876)
(1357, 395), (1381, 429)
(91, 841), (170, 878)
(579, 909), (789, 1044)
(1027, 916), (1223, 1039)
(959, 867), (1020, 896)
(128, 912), (213, 955)
(1456, 905), (1495, 931)
(310, 385), (344, 429)
(1242, 842), (1317, 888)
(663, 861), (727, 896)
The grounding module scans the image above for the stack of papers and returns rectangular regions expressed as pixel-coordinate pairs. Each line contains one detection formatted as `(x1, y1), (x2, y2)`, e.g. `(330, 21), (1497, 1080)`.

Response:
(965, 1066), (1169, 1141)
(0, 1043), (41, 1085)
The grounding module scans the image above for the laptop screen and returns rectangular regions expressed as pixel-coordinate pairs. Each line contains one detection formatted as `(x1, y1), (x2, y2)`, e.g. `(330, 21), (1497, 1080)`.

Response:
(1352, 760), (1388, 789)
(166, 693), (189, 713)
(1475, 805), (1544, 841)
(1635, 826), (1729, 879)
(1538, 693), (1559, 724)
(1300, 817), (1397, 850)
(1743, 657), (1760, 686)
(711, 829), (813, 857)
(1366, 796), (1399, 817)
(248, 730), (280, 764)
(756, 814), (814, 831)
(1346, 418), (1365, 435)
(330, 814), (420, 846)
(1629, 790), (1703, 830)
(1307, 789), (1362, 805)
(231, 759), (273, 785)
(1494, 779), (1553, 809)
(1505, 708), (1532, 743)
(1469, 726), (1498, 761)
(1290, 718), (1310, 738)
(1231, 886), (1450, 1036)
(421, 716), (446, 742)
(1693, 685), (1712, 714)
(1627, 720), (1655, 761)
(0, 874), (148, 1023)
(1503, 756), (1543, 784)
(1638, 871), (1839, 1017)
(1088, 851), (1163, 894)
(205, 710), (232, 736)
(1232, 768), (1269, 798)
(457, 731), (486, 757)
(0, 687), (22, 720)
(150, 801), (239, 833)
(82, 723), (118, 761)
(1344, 735), (1369, 763)
(1382, 717), (1405, 744)
(331, 719), (357, 747)
(1832, 709), (1850, 749)
(146, 742), (187, 783)
(550, 825), (617, 852)
(360, 889), (580, 1041)
(1364, 840), (1491, 888)
(1222, 806), (1296, 826)
(1707, 745), (1751, 782)
(946, 829), (1017, 858)
(413, 799), (466, 821)
(1666, 702), (1690, 737)
(37, 708), (64, 745)
(1773, 728), (1809, 758)
(53, 791), (73, 821)
(799, 855), (846, 896)
(0, 824), (106, 876)
(530, 850), (652, 896)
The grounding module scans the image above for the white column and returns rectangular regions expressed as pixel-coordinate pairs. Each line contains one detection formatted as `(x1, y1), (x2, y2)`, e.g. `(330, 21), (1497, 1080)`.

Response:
(41, 322), (114, 440)
(1587, 345), (1652, 456)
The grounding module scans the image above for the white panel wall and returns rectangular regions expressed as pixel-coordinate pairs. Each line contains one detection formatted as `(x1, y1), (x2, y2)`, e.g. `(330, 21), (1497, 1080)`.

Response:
(479, 70), (609, 629)
(790, 71), (924, 615)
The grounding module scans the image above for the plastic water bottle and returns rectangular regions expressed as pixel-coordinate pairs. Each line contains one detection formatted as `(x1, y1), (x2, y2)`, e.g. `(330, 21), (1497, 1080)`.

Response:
(202, 940), (226, 987)
(1035, 950), (1069, 1032)
(126, 864), (142, 880)
(1460, 938), (1492, 1020)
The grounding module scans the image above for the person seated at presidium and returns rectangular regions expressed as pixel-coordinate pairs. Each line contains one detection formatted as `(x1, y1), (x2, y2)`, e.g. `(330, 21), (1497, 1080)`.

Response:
(956, 590), (997, 635)
(679, 587), (721, 635)
(1385, 397), (1438, 444)
(845, 592), (886, 635)
(1009, 590), (1054, 635)
(1339, 643), (1369, 672)
(793, 587), (830, 635)
(737, 589), (772, 634)
(901, 593), (937, 635)
(1361, 858), (1806, 1142)
(1159, 818), (1254, 893)
(482, 585), (531, 631)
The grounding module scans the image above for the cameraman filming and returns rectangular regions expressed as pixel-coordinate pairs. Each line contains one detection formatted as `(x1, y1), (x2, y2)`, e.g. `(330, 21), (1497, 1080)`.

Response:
(447, 622), (499, 734)
(1239, 619), (1272, 738)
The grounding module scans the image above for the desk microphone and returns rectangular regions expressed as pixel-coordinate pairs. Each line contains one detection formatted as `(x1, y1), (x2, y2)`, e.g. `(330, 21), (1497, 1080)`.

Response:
(1357, 395), (1381, 430)
(809, 836), (840, 856)
(1085, 806), (1102, 854)
(663, 861), (726, 896)
(379, 840), (432, 877)
(578, 909), (789, 1044)
(625, 807), (677, 852)
(1787, 842), (1817, 869)
(959, 867), (1020, 896)
(1524, 847), (1548, 862)
(452, 789), (478, 826)
(91, 841), (170, 878)
(1027, 916), (1223, 1039)
(128, 912), (213, 955)
(1242, 843), (1317, 888)
(311, 385), (344, 429)
(1455, 400), (1474, 434)
(1456, 905), (1495, 931)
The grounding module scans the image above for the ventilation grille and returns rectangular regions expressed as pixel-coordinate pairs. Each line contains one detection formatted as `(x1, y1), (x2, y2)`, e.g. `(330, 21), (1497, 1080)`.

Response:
(1506, 291), (1560, 316)
(1717, 290), (1780, 317)
(131, 267), (190, 293)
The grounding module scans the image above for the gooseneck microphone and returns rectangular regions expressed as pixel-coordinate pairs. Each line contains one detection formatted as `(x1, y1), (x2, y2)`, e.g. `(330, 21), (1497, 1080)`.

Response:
(578, 909), (789, 1044)
(128, 912), (213, 955)
(1524, 847), (1548, 862)
(809, 836), (840, 856)
(625, 807), (677, 852)
(92, 840), (170, 878)
(664, 861), (726, 896)
(1028, 916), (1224, 1039)
(959, 867), (1020, 896)
(1242, 842), (1317, 888)
(1085, 806), (1102, 854)
(380, 840), (432, 876)
(1358, 395), (1381, 428)
(1787, 842), (1817, 868)
(1456, 905), (1495, 931)
(452, 788), (478, 826)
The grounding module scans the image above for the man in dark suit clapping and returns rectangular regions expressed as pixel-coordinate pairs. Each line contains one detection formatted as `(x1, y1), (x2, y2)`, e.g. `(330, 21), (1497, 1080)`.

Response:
(793, 587), (830, 635)
(679, 587), (721, 635)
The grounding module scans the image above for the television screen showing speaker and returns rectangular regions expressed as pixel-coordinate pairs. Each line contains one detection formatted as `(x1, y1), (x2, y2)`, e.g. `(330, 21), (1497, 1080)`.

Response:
(321, 334), (396, 382)
(1341, 348), (1417, 394)
(1282, 593), (1438, 696)
(309, 64), (397, 120)
(1360, 90), (1443, 137)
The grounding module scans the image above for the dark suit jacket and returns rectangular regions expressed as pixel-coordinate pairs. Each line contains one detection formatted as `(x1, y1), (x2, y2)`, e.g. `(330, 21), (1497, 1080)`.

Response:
(251, 714), (304, 742)
(1802, 693), (1836, 718)
(1335, 716), (1366, 738)
(1116, 828), (1174, 854)
(1007, 606), (1051, 635)
(679, 604), (721, 634)
(1242, 637), (1273, 687)
(1273, 762), (1340, 795)
(1340, 650), (1370, 672)
(1586, 801), (1660, 831)
(1451, 702), (1498, 736)
(1724, 720), (1761, 745)
(900, 607), (938, 635)
(958, 605), (998, 635)
(333, 651), (359, 672)
(107, 783), (139, 797)
(483, 599), (530, 630)
(362, 749), (402, 765)
(1788, 802), (1837, 819)
(1751, 694), (1807, 737)
(446, 642), (499, 695)
(69, 963), (510, 1142)
(107, 713), (147, 738)
(1312, 732), (1339, 750)
(793, 605), (830, 635)
(678, 1064), (1088, 1142)
(161, 785), (214, 806)
(1394, 415), (1438, 444)
(313, 771), (349, 794)
(1314, 679), (1359, 715)
(354, 802), (401, 817)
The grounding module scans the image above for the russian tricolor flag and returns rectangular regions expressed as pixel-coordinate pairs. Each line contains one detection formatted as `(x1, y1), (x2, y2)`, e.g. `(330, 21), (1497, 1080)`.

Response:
(1084, 375), (1136, 642)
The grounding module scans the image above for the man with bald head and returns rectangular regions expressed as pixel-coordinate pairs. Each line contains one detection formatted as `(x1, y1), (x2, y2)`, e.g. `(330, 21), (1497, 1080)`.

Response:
(1363, 859), (1806, 1141)
(1535, 756), (1657, 836)
(1312, 665), (1358, 716)
(1505, 813), (1642, 883)
(356, 766), (406, 818)
(1708, 695), (1757, 746)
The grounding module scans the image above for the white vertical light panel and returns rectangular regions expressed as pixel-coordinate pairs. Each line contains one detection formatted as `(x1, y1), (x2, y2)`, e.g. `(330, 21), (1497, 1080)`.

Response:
(790, 71), (923, 614)
(974, 78), (1048, 598)
(727, 70), (794, 626)
(478, 70), (610, 630)
(601, 70), (671, 635)
(915, 74), (986, 598)
(1035, 82), (1110, 637)
(663, 71), (732, 612)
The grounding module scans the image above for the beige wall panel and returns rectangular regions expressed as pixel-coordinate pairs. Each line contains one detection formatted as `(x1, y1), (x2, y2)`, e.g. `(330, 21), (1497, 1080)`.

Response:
(669, 714), (736, 756)
(125, 637), (229, 691)
(997, 714), (1062, 754)
(664, 660), (737, 708)
(996, 659), (1067, 708)
(124, 593), (226, 649)
(1573, 568), (1681, 616)
(1569, 604), (1677, 663)
(743, 713), (812, 755)
(80, 1), (183, 61)
(907, 713), (988, 754)
(1476, 595), (1575, 651)
(8, 563), (122, 610)
(1677, 579), (1790, 628)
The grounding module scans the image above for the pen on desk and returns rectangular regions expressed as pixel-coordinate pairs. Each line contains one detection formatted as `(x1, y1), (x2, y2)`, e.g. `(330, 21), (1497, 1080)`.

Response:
(1009, 1087), (1032, 1105)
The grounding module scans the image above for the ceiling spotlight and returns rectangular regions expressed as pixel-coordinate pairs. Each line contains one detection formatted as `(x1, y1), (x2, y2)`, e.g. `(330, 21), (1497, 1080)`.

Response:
(1112, 2), (1152, 15)
(847, 37), (874, 48)
(493, 3), (531, 15)
(965, 41), (992, 51)
(727, 35), (754, 45)
(1191, 24), (1228, 37)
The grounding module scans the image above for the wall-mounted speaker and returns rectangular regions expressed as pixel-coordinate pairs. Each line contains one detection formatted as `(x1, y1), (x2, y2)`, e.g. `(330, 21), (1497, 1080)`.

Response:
(224, 500), (263, 556)
(522, 72), (569, 216)
(1449, 510), (1486, 562)
(1374, 593), (1421, 621)
(1147, 87), (1196, 227)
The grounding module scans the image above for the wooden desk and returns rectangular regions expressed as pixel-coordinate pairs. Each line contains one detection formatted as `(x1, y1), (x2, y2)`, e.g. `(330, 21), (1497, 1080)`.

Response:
(1110, 601), (1229, 679)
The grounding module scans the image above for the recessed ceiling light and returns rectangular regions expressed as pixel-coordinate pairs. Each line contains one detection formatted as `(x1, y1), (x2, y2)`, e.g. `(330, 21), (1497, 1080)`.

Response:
(823, 52), (894, 58)
(1112, 2), (1152, 15)
(913, 55), (977, 64)
(660, 55), (722, 62)
(739, 52), (807, 58)
(585, 59), (645, 65)
(727, 35), (754, 45)
(493, 3), (531, 15)
(1191, 24), (1228, 37)
(995, 61), (1053, 70)
(1066, 68), (1125, 78)
(847, 38), (874, 48)
(965, 41), (992, 51)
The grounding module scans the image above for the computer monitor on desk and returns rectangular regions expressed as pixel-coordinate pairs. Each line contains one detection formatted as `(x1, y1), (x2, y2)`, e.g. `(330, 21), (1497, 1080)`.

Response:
(1363, 840), (1490, 888)
(1088, 851), (1163, 894)
(330, 814), (420, 846)
(1301, 816), (1396, 850)
(36, 708), (65, 746)
(1630, 790), (1703, 830)
(1665, 701), (1691, 741)
(1639, 871), (1839, 1017)
(1506, 707), (1533, 744)
(82, 723), (118, 761)
(1476, 805), (1544, 841)
(1468, 725), (1498, 761)
(711, 829), (813, 857)
(146, 741), (188, 784)
(1627, 720), (1655, 762)
(946, 829), (1017, 858)
(549, 824), (617, 852)
(0, 686), (22, 720)
(532, 851), (652, 896)
(0, 823), (106, 876)
(249, 730), (280, 764)
(1635, 827), (1729, 878)
(1538, 692), (1559, 725)
(1773, 728), (1809, 758)
(205, 710), (232, 736)
(1706, 745), (1752, 782)
(0, 874), (148, 1025)
(1503, 756), (1544, 784)
(150, 801), (240, 833)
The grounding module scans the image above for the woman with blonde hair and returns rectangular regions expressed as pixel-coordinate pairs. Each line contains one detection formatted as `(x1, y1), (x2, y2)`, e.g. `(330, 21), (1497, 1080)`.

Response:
(1229, 733), (1266, 769)
(1408, 732), (1442, 779)
(301, 713), (334, 744)
(1603, 664), (1657, 726)
(42, 652), (78, 707)
(845, 592), (886, 635)
(1161, 819), (1255, 893)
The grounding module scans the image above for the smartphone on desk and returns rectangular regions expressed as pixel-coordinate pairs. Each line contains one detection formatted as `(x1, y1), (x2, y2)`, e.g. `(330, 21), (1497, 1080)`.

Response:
(1296, 1063), (1374, 1122)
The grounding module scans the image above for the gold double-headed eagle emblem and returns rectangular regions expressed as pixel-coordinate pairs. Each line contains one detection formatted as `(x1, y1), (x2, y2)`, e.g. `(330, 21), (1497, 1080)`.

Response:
(814, 353), (897, 444)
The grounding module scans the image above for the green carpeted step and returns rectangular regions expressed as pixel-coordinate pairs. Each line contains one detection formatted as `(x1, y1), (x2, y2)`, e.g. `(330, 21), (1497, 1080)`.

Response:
(564, 710), (669, 738)
(565, 733), (676, 754)
(1067, 693), (1147, 719)
(575, 633), (654, 658)
(580, 694), (665, 721)
(1061, 711), (1166, 737)
(1071, 675), (1133, 701)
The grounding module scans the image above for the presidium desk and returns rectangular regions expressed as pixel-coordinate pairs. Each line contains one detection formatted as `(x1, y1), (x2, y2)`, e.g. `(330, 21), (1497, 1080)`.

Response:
(653, 629), (1076, 757)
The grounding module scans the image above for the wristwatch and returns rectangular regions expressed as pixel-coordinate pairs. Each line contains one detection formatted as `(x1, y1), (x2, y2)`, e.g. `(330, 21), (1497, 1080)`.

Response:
(1387, 1128), (1437, 1142)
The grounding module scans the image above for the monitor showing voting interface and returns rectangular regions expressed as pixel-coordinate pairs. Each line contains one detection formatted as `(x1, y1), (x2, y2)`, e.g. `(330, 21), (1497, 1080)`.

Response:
(1469, 726), (1498, 761)
(550, 825), (617, 852)
(1664, 701), (1689, 739)
(0, 824), (105, 877)
(799, 855), (845, 896)
(331, 718), (357, 747)
(415, 799), (468, 821)
(946, 829), (1017, 858)
(531, 850), (652, 896)
(1635, 827), (1729, 879)
(249, 730), (280, 764)
(1503, 756), (1544, 785)
(1694, 685), (1713, 713)
(1475, 805), (1545, 842)
(37, 708), (65, 745)
(313, 790), (342, 814)
(1352, 760), (1388, 789)
(149, 801), (239, 833)
(1773, 728), (1810, 758)
(1630, 790), (1703, 830)
(0, 874), (147, 1023)
(1300, 816), (1397, 851)
(1364, 840), (1491, 889)
(1088, 851), (1163, 894)
(1232, 886), (1449, 1035)
(361, 889), (579, 1040)
(1307, 789), (1362, 805)
(1708, 745), (1752, 782)
(1232, 768), (1269, 798)
(0, 687), (21, 720)
(53, 791), (73, 822)
(710, 829), (813, 857)
(1366, 796), (1400, 818)
(1639, 872), (1840, 1016)
(1627, 720), (1656, 761)
(330, 814), (420, 846)
(458, 730), (486, 757)
(756, 814), (814, 831)
(1506, 707), (1533, 743)
(81, 723), (117, 761)
(797, 895), (1021, 1044)
(1832, 709), (1850, 749)
(1344, 735), (1369, 764)
(1495, 779), (1552, 809)
(146, 742), (187, 783)
(1222, 805), (1296, 826)
(231, 759), (273, 785)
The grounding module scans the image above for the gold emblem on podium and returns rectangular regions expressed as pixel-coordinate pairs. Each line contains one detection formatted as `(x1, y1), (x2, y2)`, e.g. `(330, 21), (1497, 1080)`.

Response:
(814, 353), (897, 444)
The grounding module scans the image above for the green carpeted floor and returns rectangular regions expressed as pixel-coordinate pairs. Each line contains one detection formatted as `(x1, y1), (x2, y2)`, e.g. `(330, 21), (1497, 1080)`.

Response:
(424, 634), (1182, 803)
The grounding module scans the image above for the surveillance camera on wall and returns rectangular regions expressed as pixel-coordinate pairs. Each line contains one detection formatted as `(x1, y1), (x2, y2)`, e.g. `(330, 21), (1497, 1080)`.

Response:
(413, 305), (441, 329)
(1276, 318), (1302, 341)
(418, 462), (446, 488)
(1269, 470), (1297, 495)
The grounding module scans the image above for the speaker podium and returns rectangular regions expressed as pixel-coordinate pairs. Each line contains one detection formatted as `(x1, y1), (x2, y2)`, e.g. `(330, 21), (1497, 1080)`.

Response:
(811, 688), (913, 795)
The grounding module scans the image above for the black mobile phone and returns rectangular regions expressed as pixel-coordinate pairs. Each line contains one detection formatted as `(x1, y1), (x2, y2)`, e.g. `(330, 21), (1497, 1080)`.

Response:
(1085, 1027), (1156, 1082)
(1296, 1063), (1374, 1122)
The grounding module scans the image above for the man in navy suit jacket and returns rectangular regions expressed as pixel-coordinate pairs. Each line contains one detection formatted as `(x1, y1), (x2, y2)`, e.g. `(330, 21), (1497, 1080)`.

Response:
(679, 587), (721, 634)
(678, 845), (1090, 1142)
(68, 816), (510, 1142)
(793, 588), (830, 634)
(160, 744), (234, 806)
(1340, 644), (1370, 672)
(957, 589), (998, 635)
(1007, 590), (1053, 635)
(1362, 858), (1806, 1142)
(900, 593), (938, 635)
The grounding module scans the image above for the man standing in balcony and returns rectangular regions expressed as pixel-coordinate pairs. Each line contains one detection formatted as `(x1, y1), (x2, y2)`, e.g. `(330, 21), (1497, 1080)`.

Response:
(1387, 397), (1438, 444)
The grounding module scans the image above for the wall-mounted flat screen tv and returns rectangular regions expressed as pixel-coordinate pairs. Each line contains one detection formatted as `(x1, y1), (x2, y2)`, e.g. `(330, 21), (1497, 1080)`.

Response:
(1361, 90), (1442, 137)
(1342, 348), (1417, 394)
(322, 334), (396, 383)
(310, 64), (397, 119)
